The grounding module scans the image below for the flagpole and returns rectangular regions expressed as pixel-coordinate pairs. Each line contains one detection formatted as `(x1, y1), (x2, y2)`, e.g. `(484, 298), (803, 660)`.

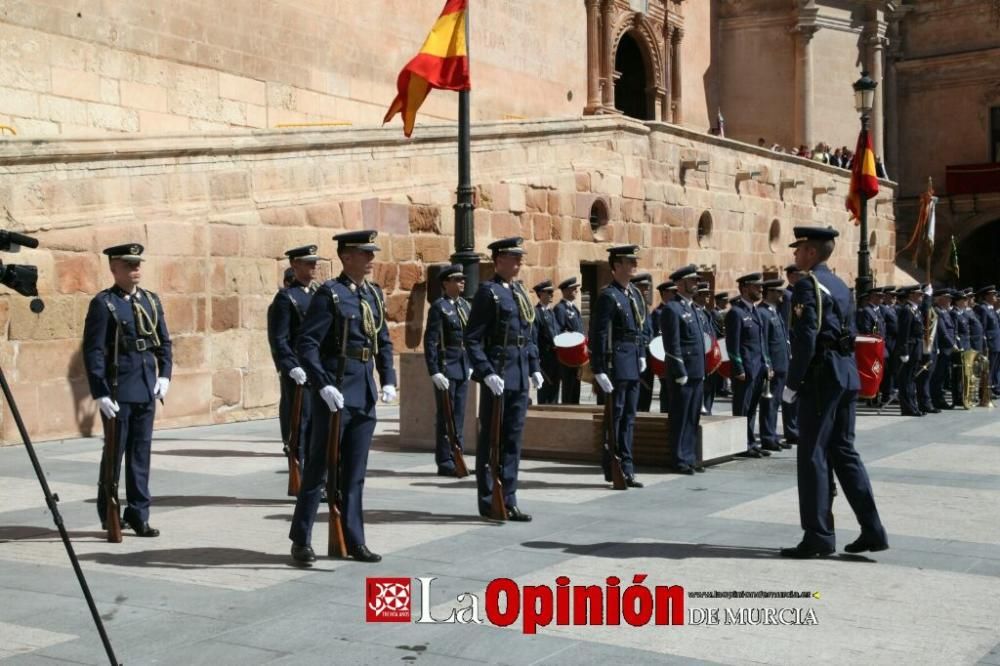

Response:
(856, 122), (871, 296)
(452, 2), (478, 297)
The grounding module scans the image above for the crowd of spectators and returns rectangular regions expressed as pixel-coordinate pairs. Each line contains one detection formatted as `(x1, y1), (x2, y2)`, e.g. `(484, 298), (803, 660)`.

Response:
(755, 138), (888, 178)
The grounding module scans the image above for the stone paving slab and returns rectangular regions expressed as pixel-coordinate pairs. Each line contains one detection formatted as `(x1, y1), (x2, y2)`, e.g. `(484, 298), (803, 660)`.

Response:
(0, 405), (998, 664)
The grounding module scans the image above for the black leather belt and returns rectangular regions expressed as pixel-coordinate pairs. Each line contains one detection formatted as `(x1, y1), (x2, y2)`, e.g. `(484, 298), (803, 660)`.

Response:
(343, 346), (371, 362)
(445, 343), (465, 350)
(617, 333), (639, 343)
(121, 338), (156, 353)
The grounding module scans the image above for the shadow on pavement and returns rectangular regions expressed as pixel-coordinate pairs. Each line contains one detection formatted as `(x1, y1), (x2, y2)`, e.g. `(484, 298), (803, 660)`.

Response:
(521, 540), (876, 562)
(154, 448), (284, 459)
(0, 525), (108, 542)
(264, 508), (484, 526)
(79, 547), (300, 569)
(153, 495), (296, 508)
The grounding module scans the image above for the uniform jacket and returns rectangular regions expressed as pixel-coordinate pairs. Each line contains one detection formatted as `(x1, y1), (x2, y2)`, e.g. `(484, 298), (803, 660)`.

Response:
(464, 276), (540, 392)
(760, 302), (790, 374)
(952, 308), (970, 352)
(856, 304), (885, 338)
(660, 296), (706, 381)
(268, 281), (315, 376)
(786, 263), (859, 393)
(881, 304), (899, 354)
(975, 303), (1000, 352)
(934, 306), (957, 354)
(965, 308), (985, 353)
(553, 299), (584, 334)
(588, 281), (646, 381)
(83, 285), (173, 404)
(725, 298), (770, 379)
(296, 274), (396, 410)
(423, 296), (471, 381)
(897, 302), (925, 361)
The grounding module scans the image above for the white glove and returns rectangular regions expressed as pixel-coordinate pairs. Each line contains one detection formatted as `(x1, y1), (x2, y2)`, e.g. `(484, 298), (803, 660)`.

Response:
(154, 377), (170, 400)
(289, 367), (307, 385)
(782, 386), (798, 403)
(319, 385), (345, 412)
(639, 357), (647, 373)
(900, 355), (910, 364)
(467, 367), (473, 380)
(531, 372), (544, 390)
(675, 375), (688, 386)
(381, 385), (397, 403)
(595, 373), (613, 394)
(96, 396), (120, 419)
(923, 284), (933, 296)
(431, 373), (450, 391)
(484, 374), (505, 396)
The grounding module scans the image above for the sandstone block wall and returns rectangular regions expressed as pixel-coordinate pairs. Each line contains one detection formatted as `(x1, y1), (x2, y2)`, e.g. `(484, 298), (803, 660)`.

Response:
(0, 116), (894, 443)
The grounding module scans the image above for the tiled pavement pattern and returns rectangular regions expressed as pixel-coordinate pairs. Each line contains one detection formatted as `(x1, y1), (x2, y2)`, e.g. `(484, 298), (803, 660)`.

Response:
(1, 403), (999, 665)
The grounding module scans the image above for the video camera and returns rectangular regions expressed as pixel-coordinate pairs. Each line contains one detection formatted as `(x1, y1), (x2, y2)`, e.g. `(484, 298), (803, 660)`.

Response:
(0, 229), (44, 312)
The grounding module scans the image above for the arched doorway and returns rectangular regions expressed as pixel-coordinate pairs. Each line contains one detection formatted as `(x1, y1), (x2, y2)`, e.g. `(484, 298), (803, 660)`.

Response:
(958, 219), (1000, 287)
(614, 33), (651, 120)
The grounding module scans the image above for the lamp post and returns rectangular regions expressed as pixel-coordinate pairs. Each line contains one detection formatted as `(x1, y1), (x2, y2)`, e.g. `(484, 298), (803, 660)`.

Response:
(853, 70), (878, 296)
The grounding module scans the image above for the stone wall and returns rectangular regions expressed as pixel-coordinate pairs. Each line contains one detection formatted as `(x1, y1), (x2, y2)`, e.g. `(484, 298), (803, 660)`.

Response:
(0, 116), (895, 443)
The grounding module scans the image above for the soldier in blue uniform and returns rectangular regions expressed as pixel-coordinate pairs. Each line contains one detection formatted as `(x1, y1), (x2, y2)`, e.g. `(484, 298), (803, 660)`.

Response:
(268, 245), (322, 474)
(896, 285), (928, 416)
(289, 230), (396, 564)
(879, 286), (899, 405)
(84, 243), (173, 537)
(974, 286), (1000, 397)
(711, 292), (730, 399)
(554, 277), (584, 404)
(465, 237), (543, 521)
(930, 289), (958, 410)
(660, 265), (707, 474)
(780, 226), (888, 558)
(533, 279), (560, 405)
(423, 265), (472, 475)
(589, 245), (647, 488)
(694, 282), (717, 415)
(780, 266), (803, 442)
(652, 281), (678, 412)
(726, 273), (772, 457)
(856, 287), (887, 406)
(913, 284), (939, 414)
(632, 273), (656, 412)
(759, 278), (790, 451)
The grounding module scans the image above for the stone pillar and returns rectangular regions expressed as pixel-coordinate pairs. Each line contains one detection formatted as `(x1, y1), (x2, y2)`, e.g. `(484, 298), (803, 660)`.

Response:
(793, 26), (817, 151)
(885, 17), (903, 180)
(671, 27), (684, 125)
(601, 0), (615, 109)
(869, 32), (886, 162)
(585, 0), (601, 114)
(662, 23), (674, 122)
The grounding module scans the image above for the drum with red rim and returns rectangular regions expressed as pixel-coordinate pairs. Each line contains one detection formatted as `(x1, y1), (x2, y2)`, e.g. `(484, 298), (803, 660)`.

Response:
(554, 331), (589, 368)
(705, 333), (723, 375)
(648, 336), (666, 377)
(854, 335), (885, 400)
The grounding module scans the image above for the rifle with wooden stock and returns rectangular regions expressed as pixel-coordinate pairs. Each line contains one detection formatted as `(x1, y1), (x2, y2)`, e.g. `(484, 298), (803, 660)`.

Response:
(326, 317), (349, 558)
(100, 321), (123, 543)
(439, 319), (469, 478)
(488, 322), (509, 520)
(285, 384), (304, 496)
(604, 320), (627, 490)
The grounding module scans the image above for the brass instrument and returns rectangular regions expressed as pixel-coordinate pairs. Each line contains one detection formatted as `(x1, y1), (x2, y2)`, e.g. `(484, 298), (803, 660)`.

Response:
(958, 350), (983, 410)
(980, 351), (995, 409)
(762, 375), (774, 400)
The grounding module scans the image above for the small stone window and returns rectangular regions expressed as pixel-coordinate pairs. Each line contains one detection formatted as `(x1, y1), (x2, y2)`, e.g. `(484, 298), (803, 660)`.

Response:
(769, 219), (781, 253)
(590, 199), (610, 241)
(697, 211), (713, 248)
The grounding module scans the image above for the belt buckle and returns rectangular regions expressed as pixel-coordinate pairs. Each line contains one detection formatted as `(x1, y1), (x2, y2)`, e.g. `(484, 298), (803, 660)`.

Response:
(517, 335), (525, 347)
(135, 339), (147, 352)
(361, 348), (370, 362)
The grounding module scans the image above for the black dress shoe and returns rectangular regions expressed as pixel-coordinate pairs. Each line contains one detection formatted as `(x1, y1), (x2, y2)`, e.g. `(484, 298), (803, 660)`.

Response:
(693, 465), (706, 473)
(843, 535), (889, 554)
(779, 543), (835, 558)
(349, 544), (382, 563)
(762, 442), (782, 452)
(625, 476), (644, 488)
(126, 520), (159, 538)
(291, 543), (317, 564)
(437, 466), (457, 477)
(506, 506), (532, 522)
(673, 465), (695, 475)
(923, 407), (941, 414)
(780, 442), (792, 449)
(757, 447), (771, 457)
(784, 437), (798, 446)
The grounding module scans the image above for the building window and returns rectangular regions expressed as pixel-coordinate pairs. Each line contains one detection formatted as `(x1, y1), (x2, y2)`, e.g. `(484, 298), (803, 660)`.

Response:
(769, 219), (781, 253)
(697, 211), (713, 248)
(589, 199), (610, 241)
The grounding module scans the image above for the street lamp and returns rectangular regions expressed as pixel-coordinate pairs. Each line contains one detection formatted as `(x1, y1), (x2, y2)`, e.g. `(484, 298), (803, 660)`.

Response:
(852, 70), (878, 297)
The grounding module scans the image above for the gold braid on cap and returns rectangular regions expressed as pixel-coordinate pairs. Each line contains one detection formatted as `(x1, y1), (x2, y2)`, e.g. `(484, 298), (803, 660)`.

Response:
(514, 282), (536, 325)
(133, 289), (161, 348)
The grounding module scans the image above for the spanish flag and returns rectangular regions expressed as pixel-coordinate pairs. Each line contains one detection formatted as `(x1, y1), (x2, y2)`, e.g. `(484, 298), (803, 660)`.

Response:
(383, 0), (470, 137)
(846, 127), (879, 224)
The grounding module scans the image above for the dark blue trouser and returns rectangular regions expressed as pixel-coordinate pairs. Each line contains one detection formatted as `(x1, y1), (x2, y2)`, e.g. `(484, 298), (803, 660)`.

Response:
(703, 373), (716, 415)
(759, 372), (786, 447)
(916, 352), (936, 410)
(279, 374), (312, 467)
(782, 386), (799, 442)
(97, 400), (156, 524)
(732, 369), (764, 449)
(289, 395), (376, 549)
(879, 349), (896, 401)
(434, 379), (468, 468)
(537, 360), (560, 404)
(601, 379), (640, 478)
(930, 350), (953, 406)
(668, 378), (703, 468)
(476, 387), (529, 514)
(990, 350), (1000, 393)
(560, 365), (580, 404)
(796, 383), (886, 550)
(637, 365), (655, 412)
(898, 356), (920, 413)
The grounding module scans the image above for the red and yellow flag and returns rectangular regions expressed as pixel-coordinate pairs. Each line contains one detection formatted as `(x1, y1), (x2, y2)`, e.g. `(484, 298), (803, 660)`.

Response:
(383, 0), (470, 137)
(846, 127), (879, 224)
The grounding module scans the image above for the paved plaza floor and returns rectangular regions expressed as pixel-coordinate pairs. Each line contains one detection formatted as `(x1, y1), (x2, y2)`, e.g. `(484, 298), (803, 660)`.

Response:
(1, 403), (999, 665)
